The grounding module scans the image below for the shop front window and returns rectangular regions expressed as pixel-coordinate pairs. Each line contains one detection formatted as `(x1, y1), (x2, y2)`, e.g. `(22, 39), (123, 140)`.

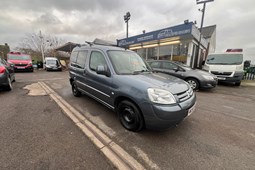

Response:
(137, 48), (146, 59)
(159, 45), (172, 60)
(172, 43), (188, 63)
(147, 47), (158, 60)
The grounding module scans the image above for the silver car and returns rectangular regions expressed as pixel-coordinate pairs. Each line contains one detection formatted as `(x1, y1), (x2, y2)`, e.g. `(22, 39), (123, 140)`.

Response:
(148, 60), (218, 90)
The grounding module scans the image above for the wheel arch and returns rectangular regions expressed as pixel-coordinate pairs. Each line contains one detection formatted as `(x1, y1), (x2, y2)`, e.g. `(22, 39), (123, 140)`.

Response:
(114, 96), (145, 123)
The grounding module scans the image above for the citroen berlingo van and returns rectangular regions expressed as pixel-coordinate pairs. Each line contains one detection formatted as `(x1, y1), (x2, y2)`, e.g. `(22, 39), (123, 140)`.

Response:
(69, 43), (196, 131)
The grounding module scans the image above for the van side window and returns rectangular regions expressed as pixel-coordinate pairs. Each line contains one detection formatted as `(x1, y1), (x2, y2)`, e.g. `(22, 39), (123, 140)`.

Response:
(70, 51), (78, 66)
(90, 51), (107, 71)
(76, 51), (88, 69)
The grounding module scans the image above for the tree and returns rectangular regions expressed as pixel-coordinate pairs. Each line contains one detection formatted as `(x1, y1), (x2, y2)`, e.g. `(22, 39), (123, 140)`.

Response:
(16, 32), (66, 62)
(0, 43), (10, 59)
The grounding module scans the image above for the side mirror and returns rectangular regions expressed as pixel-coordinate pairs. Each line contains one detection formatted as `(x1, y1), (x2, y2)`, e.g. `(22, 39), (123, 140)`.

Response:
(96, 65), (111, 77)
(8, 62), (14, 67)
(173, 67), (179, 72)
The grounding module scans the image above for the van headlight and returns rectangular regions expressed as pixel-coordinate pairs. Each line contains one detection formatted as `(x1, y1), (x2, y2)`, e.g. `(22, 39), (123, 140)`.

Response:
(147, 88), (176, 104)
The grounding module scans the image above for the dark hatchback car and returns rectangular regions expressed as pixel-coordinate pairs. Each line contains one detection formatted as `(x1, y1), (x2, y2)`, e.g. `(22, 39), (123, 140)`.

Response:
(0, 58), (15, 91)
(147, 60), (218, 90)
(69, 43), (196, 131)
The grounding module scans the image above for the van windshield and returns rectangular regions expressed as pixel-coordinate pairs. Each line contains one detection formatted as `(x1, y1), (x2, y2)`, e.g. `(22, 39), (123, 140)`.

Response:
(206, 54), (243, 65)
(8, 54), (30, 60)
(108, 50), (151, 75)
(46, 59), (58, 65)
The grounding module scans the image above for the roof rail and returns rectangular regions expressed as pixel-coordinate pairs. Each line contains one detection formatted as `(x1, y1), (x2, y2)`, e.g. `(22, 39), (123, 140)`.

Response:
(92, 38), (117, 46)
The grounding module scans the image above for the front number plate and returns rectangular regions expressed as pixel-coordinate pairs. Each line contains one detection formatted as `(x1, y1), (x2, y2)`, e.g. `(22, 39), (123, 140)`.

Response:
(188, 103), (196, 116)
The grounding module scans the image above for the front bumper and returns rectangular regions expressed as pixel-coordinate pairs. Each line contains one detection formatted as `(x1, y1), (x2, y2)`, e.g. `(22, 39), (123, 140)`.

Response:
(217, 72), (244, 83)
(139, 94), (196, 130)
(14, 65), (33, 72)
(200, 79), (218, 89)
(46, 66), (62, 71)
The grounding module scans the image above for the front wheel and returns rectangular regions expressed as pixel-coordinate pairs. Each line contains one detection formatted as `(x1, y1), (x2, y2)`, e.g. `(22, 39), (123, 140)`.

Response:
(72, 81), (81, 97)
(235, 81), (241, 86)
(186, 78), (199, 90)
(117, 100), (144, 132)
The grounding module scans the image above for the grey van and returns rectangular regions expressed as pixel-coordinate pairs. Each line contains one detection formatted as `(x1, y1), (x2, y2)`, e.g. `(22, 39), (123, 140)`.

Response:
(69, 44), (196, 131)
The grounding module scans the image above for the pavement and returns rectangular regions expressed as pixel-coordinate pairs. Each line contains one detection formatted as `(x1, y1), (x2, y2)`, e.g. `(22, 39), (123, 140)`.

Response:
(0, 81), (112, 170)
(241, 80), (255, 87)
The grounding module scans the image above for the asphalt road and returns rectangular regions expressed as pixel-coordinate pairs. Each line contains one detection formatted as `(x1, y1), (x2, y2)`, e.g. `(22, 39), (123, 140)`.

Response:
(0, 70), (112, 170)
(2, 70), (255, 170)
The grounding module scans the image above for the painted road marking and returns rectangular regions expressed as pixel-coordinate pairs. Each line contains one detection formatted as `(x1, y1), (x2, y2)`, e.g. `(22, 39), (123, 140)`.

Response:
(38, 82), (145, 170)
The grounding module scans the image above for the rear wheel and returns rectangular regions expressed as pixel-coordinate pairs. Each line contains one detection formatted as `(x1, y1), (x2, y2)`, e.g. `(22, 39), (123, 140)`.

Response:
(117, 100), (144, 132)
(235, 81), (241, 86)
(72, 81), (81, 97)
(186, 78), (199, 90)
(5, 77), (12, 91)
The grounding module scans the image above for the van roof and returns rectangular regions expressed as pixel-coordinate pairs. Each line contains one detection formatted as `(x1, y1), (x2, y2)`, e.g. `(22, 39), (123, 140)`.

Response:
(72, 44), (128, 52)
(45, 57), (58, 60)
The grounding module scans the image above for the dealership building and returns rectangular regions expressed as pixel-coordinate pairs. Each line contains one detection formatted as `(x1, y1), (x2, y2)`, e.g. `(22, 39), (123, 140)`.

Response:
(117, 22), (216, 68)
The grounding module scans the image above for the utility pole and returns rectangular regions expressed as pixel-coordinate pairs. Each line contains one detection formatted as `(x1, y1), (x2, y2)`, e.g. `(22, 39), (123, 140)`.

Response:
(124, 12), (131, 38)
(39, 30), (45, 63)
(194, 0), (214, 68)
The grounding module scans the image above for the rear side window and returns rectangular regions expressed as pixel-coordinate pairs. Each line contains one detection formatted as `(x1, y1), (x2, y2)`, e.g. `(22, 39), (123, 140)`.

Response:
(89, 51), (107, 71)
(70, 51), (78, 65)
(150, 61), (161, 68)
(162, 62), (178, 70)
(76, 51), (88, 69)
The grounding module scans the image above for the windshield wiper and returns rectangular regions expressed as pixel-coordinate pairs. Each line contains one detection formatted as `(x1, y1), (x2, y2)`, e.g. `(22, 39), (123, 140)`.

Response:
(133, 69), (150, 75)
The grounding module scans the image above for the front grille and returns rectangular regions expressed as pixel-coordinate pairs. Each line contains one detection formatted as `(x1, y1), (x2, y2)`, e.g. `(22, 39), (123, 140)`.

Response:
(211, 71), (232, 76)
(176, 88), (193, 102)
(15, 64), (27, 66)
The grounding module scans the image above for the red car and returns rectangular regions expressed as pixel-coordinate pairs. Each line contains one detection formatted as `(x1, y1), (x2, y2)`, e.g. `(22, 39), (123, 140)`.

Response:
(7, 52), (33, 72)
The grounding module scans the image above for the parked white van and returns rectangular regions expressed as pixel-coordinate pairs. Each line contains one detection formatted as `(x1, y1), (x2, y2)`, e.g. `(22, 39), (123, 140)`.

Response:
(44, 57), (62, 71)
(203, 50), (244, 86)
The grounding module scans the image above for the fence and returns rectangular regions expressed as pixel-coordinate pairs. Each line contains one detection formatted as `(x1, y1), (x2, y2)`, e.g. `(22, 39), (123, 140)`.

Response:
(243, 67), (255, 80)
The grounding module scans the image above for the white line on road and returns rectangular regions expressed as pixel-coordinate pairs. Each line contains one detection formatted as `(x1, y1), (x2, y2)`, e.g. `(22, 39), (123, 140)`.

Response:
(133, 146), (161, 170)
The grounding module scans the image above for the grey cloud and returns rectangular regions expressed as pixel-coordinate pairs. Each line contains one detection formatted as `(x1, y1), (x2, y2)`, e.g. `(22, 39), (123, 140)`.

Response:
(34, 13), (62, 25)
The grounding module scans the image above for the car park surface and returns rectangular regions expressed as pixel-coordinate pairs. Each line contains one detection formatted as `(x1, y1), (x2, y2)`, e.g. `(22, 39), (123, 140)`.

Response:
(2, 70), (254, 169)
(148, 60), (218, 90)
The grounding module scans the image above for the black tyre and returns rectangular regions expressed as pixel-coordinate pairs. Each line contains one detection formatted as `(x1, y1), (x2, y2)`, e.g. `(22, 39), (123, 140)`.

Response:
(72, 81), (81, 97)
(186, 78), (199, 90)
(5, 77), (13, 91)
(117, 100), (144, 132)
(235, 81), (241, 86)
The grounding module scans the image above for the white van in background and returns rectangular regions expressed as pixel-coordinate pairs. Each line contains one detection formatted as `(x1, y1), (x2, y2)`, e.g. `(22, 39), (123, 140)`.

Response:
(203, 49), (244, 86)
(44, 57), (62, 71)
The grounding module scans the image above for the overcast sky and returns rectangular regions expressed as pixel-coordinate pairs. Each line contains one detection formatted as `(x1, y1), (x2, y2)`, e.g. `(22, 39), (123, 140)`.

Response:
(0, 0), (254, 62)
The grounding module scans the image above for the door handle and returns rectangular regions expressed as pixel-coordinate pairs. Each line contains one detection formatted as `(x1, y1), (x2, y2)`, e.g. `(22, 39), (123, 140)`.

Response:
(83, 69), (87, 75)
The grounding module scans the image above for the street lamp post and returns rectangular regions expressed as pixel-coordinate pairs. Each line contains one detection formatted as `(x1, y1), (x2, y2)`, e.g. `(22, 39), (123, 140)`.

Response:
(39, 30), (45, 63)
(194, 0), (214, 68)
(124, 12), (131, 38)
